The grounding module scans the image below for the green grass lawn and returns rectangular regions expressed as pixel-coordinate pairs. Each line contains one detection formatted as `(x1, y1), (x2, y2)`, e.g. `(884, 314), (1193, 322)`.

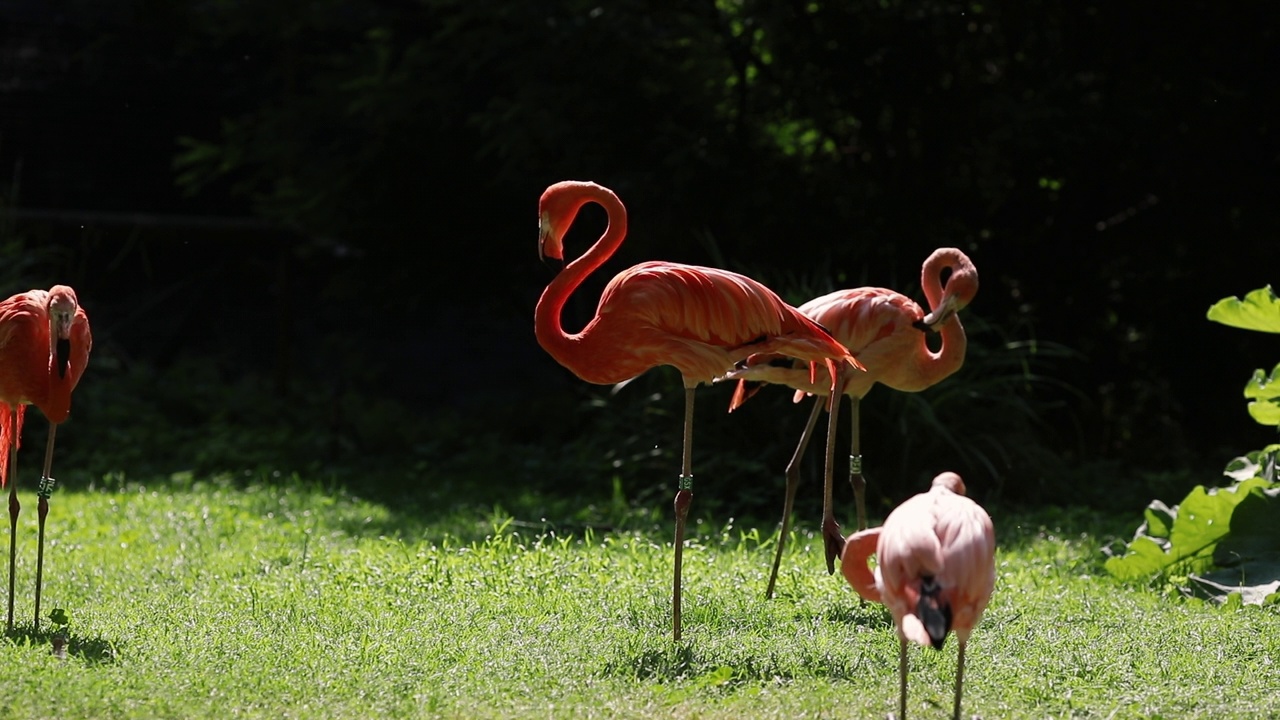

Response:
(0, 474), (1275, 719)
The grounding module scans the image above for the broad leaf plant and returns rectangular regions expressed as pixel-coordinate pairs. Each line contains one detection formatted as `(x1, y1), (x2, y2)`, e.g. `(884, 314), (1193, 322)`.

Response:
(1106, 286), (1280, 606)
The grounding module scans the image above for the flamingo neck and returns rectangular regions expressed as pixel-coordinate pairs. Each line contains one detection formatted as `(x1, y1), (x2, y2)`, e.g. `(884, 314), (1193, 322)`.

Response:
(42, 364), (72, 424)
(919, 313), (967, 377)
(840, 529), (884, 603)
(533, 186), (628, 363)
(40, 307), (74, 424)
(920, 251), (949, 314)
(916, 249), (968, 376)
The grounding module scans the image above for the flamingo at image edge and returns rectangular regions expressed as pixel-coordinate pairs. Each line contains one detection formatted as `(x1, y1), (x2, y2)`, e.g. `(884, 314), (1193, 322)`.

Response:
(534, 180), (863, 642)
(842, 471), (995, 720)
(721, 248), (978, 595)
(0, 285), (92, 633)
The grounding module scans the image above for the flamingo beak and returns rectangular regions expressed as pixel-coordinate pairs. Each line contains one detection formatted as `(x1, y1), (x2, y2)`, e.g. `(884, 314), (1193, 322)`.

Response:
(922, 296), (958, 329)
(538, 211), (564, 270)
(55, 338), (71, 379)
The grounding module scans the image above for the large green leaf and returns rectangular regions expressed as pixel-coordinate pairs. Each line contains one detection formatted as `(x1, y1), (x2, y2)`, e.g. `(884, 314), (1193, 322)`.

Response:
(1206, 285), (1280, 333)
(1105, 477), (1275, 581)
(1212, 483), (1280, 566)
(1188, 568), (1280, 606)
(1244, 363), (1280, 426)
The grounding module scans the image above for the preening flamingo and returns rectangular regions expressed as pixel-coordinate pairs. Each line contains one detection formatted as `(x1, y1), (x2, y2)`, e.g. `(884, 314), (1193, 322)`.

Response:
(534, 180), (862, 642)
(721, 248), (978, 594)
(0, 285), (92, 633)
(842, 471), (995, 720)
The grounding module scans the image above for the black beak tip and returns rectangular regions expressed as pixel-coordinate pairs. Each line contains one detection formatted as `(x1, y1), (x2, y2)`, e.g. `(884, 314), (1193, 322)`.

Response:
(55, 338), (71, 379)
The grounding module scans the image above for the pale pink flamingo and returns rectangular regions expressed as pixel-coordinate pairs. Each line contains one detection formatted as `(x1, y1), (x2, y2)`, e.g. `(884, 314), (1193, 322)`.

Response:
(722, 248), (978, 594)
(534, 180), (863, 641)
(842, 471), (996, 720)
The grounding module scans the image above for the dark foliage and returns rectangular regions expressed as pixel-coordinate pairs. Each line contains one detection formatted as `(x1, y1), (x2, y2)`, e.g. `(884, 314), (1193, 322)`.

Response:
(1, 0), (1276, 517)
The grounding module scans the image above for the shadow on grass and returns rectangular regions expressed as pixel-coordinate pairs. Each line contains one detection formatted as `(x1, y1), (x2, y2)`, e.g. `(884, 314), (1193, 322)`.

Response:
(601, 638), (891, 684)
(5, 624), (119, 666)
(599, 598), (894, 683)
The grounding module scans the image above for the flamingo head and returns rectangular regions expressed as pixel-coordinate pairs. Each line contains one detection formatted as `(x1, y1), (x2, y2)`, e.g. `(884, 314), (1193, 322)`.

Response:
(921, 248), (979, 329)
(46, 285), (80, 379)
(932, 471), (967, 496)
(538, 181), (602, 267)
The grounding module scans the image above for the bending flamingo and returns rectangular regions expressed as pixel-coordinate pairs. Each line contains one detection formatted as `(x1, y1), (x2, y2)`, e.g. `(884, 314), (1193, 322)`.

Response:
(534, 180), (862, 642)
(0, 285), (92, 633)
(842, 471), (995, 720)
(722, 248), (978, 594)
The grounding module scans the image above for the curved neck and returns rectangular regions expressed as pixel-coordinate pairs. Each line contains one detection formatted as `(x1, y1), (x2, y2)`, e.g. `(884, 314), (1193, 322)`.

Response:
(919, 312), (967, 375)
(534, 186), (628, 356)
(917, 249), (968, 373)
(920, 251), (950, 314)
(840, 529), (884, 603)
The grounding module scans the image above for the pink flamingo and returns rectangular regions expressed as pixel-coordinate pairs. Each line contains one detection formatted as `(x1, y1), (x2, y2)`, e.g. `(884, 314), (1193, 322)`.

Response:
(842, 471), (996, 720)
(0, 286), (92, 632)
(534, 180), (863, 641)
(722, 248), (978, 594)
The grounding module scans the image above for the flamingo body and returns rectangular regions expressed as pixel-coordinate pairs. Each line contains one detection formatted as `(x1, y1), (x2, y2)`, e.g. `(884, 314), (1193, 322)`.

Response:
(0, 285), (92, 632)
(534, 180), (859, 641)
(842, 472), (995, 720)
(720, 248), (978, 593)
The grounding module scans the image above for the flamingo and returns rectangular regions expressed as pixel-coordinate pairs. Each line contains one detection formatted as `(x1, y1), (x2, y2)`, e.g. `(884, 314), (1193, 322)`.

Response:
(0, 285), (92, 633)
(721, 248), (978, 594)
(842, 471), (995, 720)
(534, 180), (863, 642)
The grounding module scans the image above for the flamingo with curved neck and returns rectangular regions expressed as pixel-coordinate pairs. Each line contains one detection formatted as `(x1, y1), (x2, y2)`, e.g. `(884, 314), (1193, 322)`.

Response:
(534, 180), (861, 641)
(721, 248), (978, 596)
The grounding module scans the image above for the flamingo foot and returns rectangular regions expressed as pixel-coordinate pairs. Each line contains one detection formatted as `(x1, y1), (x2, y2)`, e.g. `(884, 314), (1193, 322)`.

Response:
(822, 516), (843, 575)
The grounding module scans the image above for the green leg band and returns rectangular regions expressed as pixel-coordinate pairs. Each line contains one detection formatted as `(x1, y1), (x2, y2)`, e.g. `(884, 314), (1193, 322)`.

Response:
(678, 475), (693, 491)
(849, 454), (863, 475)
(37, 477), (56, 500)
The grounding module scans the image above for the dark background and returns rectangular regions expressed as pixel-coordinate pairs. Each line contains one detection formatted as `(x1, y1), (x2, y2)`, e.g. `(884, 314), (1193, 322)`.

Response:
(1, 0), (1276, 523)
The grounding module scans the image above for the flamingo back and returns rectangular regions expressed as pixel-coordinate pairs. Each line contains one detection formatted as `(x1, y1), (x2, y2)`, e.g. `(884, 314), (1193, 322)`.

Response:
(873, 473), (995, 647)
(0, 291), (51, 406)
(722, 286), (927, 405)
(589, 261), (855, 385)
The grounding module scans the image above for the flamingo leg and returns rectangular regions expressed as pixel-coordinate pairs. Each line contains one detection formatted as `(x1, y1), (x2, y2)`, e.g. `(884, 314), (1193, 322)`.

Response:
(898, 635), (909, 720)
(848, 395), (867, 532)
(952, 639), (967, 720)
(33, 424), (56, 632)
(671, 387), (695, 642)
(5, 441), (15, 634)
(764, 397), (823, 599)
(821, 368), (848, 574)
(5, 405), (22, 635)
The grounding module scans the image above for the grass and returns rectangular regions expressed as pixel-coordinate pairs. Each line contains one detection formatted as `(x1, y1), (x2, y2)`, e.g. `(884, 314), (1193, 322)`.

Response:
(0, 473), (1275, 719)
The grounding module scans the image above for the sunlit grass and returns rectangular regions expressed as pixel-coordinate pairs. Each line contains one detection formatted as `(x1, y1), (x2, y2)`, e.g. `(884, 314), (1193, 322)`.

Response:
(0, 475), (1274, 719)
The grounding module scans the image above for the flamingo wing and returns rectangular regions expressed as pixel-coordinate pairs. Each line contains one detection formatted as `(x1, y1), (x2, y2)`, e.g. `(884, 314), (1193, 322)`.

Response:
(67, 308), (93, 391)
(801, 287), (924, 356)
(596, 262), (854, 384)
(934, 495), (996, 640)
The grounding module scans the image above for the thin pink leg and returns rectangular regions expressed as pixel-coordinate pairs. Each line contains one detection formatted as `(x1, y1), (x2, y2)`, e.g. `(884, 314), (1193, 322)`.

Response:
(672, 387), (695, 642)
(33, 424), (57, 632)
(765, 398), (823, 598)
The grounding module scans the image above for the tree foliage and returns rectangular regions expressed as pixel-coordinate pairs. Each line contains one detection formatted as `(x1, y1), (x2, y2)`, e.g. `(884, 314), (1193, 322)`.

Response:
(2, 0), (1278, 506)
